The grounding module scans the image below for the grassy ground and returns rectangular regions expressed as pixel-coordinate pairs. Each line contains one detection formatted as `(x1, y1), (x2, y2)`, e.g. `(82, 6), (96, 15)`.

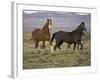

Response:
(23, 32), (91, 69)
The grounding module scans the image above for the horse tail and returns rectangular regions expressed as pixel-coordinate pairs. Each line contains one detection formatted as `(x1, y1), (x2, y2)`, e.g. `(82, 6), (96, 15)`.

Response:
(50, 33), (56, 52)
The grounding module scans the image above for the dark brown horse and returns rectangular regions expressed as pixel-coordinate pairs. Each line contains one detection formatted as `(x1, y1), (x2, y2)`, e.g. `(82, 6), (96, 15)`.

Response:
(50, 22), (86, 52)
(32, 18), (52, 48)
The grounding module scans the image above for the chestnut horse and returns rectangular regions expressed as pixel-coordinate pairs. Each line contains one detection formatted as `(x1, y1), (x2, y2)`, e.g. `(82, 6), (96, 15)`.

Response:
(32, 18), (52, 48)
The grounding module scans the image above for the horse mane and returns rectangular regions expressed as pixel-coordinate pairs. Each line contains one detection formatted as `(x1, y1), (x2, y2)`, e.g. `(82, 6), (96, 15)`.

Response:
(42, 22), (49, 31)
(76, 24), (82, 30)
(71, 23), (83, 35)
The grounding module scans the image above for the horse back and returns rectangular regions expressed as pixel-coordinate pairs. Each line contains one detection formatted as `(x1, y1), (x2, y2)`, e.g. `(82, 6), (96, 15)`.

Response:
(54, 31), (81, 42)
(32, 28), (50, 41)
(54, 31), (70, 40)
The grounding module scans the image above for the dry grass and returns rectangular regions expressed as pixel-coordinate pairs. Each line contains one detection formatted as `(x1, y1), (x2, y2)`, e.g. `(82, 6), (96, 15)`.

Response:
(23, 32), (91, 69)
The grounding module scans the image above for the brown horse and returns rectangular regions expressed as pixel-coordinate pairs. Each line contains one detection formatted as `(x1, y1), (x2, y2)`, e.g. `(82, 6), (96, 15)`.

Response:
(32, 18), (52, 48)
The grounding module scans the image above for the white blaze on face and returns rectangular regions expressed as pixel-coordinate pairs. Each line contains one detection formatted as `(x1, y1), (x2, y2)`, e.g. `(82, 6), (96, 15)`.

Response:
(48, 21), (52, 29)
(48, 25), (52, 29)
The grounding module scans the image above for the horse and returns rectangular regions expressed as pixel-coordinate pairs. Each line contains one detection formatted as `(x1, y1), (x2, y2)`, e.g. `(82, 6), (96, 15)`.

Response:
(50, 22), (86, 52)
(32, 18), (52, 49)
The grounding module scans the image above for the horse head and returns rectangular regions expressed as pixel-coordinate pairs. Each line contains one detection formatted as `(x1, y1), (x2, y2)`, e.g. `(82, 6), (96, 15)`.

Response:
(80, 22), (86, 31)
(47, 18), (52, 29)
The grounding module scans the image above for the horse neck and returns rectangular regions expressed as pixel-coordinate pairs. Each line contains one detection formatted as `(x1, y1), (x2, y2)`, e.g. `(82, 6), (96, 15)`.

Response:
(42, 23), (49, 33)
(73, 26), (83, 35)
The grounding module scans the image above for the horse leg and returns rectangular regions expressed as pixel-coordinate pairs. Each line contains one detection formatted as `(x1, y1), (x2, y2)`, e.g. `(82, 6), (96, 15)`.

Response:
(77, 43), (79, 50)
(79, 42), (83, 50)
(54, 40), (60, 51)
(58, 45), (61, 49)
(67, 43), (71, 50)
(42, 41), (45, 49)
(35, 41), (39, 48)
(58, 41), (63, 49)
(73, 43), (76, 50)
